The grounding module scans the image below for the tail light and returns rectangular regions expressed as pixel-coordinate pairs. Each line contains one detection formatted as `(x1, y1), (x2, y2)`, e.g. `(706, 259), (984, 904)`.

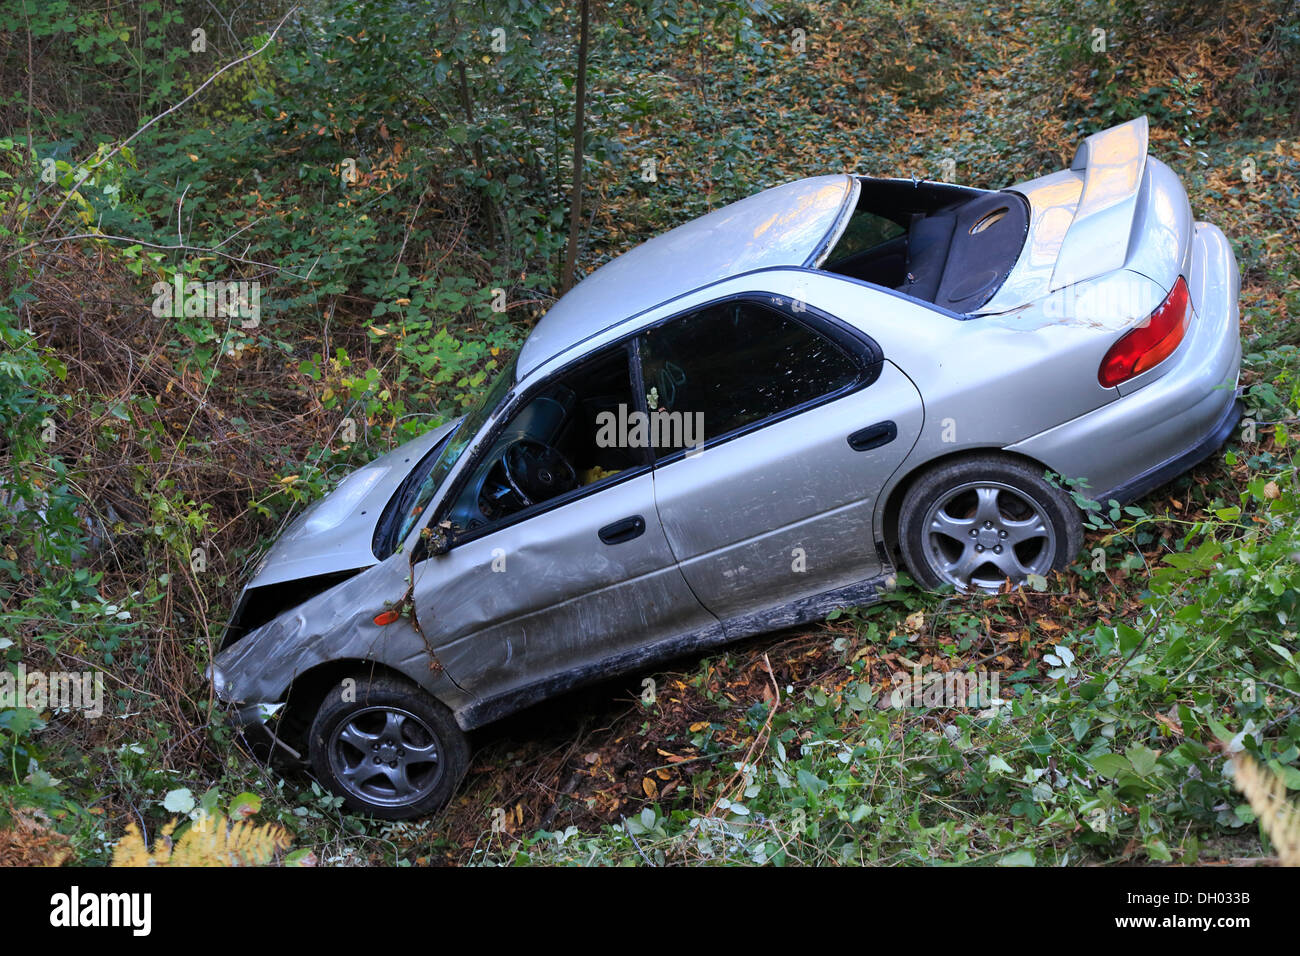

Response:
(1098, 276), (1192, 388)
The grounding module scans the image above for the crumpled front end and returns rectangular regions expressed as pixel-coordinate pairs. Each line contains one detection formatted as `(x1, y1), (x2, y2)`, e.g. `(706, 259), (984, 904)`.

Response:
(211, 555), (472, 760)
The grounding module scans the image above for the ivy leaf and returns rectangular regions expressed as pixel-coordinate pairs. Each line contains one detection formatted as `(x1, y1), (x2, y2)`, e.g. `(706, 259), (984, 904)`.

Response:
(796, 768), (827, 796)
(1125, 744), (1160, 778)
(1090, 754), (1132, 778)
(997, 850), (1035, 866)
(163, 788), (195, 814)
(229, 792), (262, 819)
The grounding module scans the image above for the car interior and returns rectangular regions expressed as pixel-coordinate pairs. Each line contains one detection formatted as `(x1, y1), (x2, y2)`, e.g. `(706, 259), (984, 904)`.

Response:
(638, 300), (860, 450)
(822, 177), (1030, 314)
(445, 347), (643, 532)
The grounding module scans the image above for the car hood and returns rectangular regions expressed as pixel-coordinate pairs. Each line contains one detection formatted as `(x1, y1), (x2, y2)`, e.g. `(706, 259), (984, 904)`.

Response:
(243, 420), (460, 590)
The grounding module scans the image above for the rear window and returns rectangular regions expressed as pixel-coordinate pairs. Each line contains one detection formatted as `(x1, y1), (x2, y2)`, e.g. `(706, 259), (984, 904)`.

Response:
(825, 209), (907, 268)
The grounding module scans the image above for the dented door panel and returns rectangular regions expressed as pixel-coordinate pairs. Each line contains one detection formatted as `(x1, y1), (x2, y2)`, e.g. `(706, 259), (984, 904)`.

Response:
(411, 471), (717, 704)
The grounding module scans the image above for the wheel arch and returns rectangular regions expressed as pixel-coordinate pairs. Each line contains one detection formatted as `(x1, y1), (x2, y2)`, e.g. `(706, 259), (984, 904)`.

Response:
(277, 658), (454, 751)
(880, 446), (1066, 561)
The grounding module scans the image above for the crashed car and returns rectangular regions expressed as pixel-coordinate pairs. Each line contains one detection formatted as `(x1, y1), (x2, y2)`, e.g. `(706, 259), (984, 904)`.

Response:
(212, 116), (1241, 818)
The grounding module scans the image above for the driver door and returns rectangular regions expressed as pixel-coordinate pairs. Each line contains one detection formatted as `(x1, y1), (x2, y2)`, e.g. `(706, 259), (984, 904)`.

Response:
(410, 342), (720, 719)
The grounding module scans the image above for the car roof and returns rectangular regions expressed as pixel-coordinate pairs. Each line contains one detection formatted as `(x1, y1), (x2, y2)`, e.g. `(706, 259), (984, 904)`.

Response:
(516, 174), (854, 378)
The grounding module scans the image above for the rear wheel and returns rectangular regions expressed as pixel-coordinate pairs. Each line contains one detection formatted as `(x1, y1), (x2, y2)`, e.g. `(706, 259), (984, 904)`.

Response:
(308, 673), (469, 820)
(898, 455), (1082, 593)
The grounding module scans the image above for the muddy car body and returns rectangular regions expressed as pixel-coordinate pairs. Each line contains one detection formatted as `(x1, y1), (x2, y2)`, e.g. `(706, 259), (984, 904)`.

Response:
(212, 117), (1242, 818)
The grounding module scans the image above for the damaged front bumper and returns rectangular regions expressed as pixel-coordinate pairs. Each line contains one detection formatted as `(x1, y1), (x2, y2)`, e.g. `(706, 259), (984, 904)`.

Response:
(225, 699), (306, 766)
(211, 661), (303, 764)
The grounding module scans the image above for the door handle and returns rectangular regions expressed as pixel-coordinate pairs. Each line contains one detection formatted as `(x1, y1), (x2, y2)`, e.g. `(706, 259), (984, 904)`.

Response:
(598, 515), (646, 545)
(847, 420), (897, 451)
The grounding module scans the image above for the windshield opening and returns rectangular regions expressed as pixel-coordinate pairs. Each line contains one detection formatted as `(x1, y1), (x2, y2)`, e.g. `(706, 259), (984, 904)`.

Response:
(390, 355), (518, 551)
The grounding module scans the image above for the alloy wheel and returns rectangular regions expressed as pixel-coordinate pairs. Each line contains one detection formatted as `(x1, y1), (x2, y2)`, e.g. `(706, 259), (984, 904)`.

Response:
(921, 480), (1057, 592)
(327, 706), (444, 808)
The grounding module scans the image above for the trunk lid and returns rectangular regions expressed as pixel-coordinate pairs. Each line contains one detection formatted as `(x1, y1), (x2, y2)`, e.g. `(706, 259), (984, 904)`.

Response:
(978, 116), (1189, 316)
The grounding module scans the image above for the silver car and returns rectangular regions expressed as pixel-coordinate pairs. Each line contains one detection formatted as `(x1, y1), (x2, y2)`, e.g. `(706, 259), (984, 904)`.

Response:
(211, 117), (1241, 818)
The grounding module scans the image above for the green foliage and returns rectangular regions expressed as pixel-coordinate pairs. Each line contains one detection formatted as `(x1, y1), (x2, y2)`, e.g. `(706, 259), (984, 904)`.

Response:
(1041, 0), (1300, 137)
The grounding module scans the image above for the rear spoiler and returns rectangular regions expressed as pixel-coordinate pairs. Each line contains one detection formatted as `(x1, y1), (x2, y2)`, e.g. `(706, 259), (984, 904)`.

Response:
(1049, 115), (1149, 291)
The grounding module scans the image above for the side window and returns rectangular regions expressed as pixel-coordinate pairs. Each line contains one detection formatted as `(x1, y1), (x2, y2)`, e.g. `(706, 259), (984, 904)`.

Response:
(445, 345), (644, 535)
(637, 300), (862, 456)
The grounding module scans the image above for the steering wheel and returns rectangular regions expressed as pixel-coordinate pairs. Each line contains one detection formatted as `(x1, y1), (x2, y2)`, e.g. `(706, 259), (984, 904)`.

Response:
(501, 438), (578, 507)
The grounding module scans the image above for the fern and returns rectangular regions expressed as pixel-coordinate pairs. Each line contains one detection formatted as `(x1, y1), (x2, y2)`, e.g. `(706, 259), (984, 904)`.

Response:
(112, 813), (292, 867)
(1232, 754), (1300, 866)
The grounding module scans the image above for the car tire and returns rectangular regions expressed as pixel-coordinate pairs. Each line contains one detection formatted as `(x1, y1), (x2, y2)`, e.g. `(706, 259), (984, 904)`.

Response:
(307, 673), (469, 820)
(897, 455), (1082, 593)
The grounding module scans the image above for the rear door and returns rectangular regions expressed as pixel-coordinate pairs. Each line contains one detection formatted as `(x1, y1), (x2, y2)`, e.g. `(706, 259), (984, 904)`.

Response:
(639, 297), (923, 628)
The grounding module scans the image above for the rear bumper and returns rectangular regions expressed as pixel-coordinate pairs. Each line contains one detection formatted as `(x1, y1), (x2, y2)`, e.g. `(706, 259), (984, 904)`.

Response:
(1007, 221), (1241, 502)
(1103, 395), (1242, 503)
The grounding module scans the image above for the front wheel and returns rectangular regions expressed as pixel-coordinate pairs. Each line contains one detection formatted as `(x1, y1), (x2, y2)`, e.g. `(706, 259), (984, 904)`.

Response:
(308, 673), (469, 820)
(897, 455), (1082, 593)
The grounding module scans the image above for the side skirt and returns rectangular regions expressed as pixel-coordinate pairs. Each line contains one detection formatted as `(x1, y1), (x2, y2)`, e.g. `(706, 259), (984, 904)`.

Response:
(454, 574), (891, 731)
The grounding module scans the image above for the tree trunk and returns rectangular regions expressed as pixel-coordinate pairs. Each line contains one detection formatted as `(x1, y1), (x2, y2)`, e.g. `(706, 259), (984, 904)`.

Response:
(560, 0), (590, 294)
